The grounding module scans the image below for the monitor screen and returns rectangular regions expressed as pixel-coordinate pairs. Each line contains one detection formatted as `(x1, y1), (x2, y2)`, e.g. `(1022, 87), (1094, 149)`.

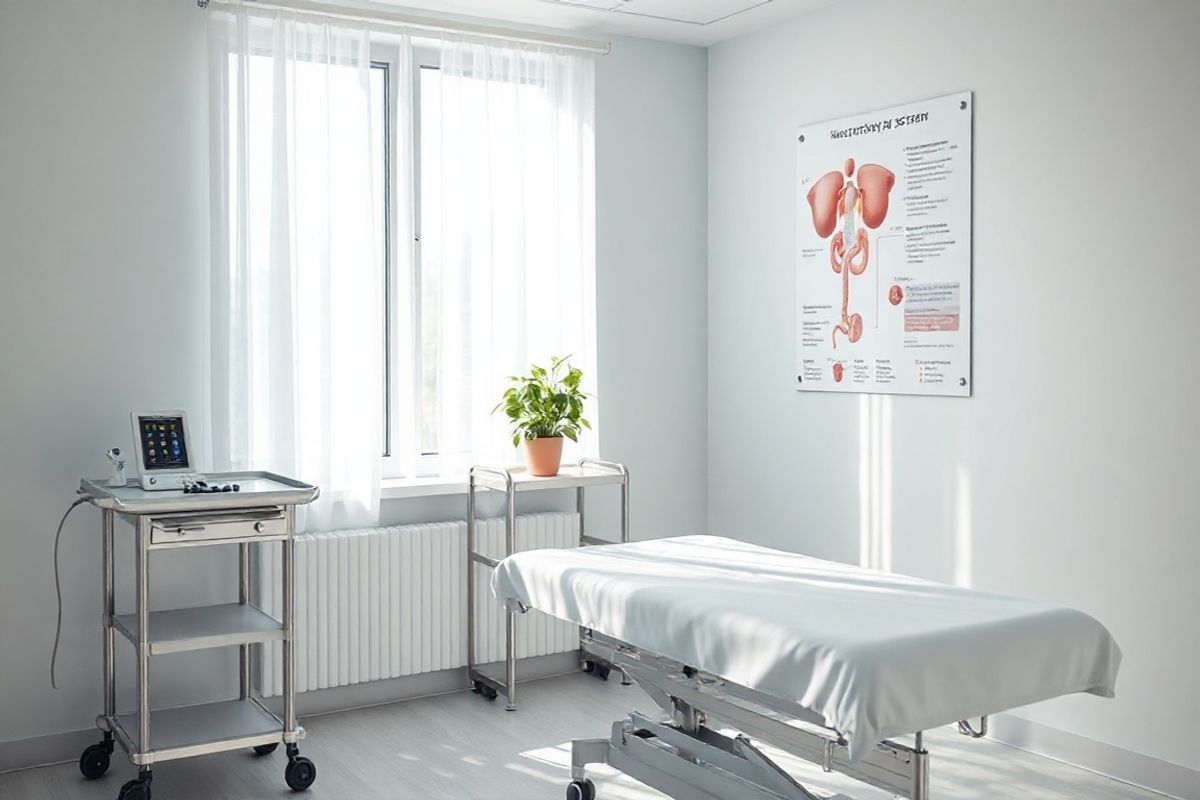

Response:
(136, 415), (190, 471)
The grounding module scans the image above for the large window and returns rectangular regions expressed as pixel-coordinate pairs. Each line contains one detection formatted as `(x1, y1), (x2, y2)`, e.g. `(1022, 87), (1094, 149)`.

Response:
(213, 13), (596, 503)
(380, 43), (597, 479)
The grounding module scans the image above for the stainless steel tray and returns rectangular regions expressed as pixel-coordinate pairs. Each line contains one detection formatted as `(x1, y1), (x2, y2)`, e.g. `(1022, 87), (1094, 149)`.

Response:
(79, 470), (319, 514)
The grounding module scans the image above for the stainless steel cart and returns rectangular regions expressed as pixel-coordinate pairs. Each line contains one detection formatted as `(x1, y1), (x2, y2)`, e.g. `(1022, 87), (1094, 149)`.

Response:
(466, 458), (628, 711)
(76, 472), (319, 800)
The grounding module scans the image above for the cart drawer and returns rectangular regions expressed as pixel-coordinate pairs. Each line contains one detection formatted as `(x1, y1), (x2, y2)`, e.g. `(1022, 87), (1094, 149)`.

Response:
(151, 510), (286, 544)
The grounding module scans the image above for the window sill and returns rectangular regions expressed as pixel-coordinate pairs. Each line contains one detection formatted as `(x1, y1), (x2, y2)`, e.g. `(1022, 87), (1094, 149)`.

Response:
(380, 475), (468, 500)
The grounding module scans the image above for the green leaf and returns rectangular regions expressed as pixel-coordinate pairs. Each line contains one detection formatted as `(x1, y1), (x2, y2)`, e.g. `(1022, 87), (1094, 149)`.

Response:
(494, 357), (590, 446)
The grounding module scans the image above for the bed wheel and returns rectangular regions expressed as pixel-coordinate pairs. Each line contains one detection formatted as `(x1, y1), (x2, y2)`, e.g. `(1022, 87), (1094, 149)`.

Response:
(581, 660), (595, 674)
(566, 778), (596, 800)
(285, 755), (317, 791)
(253, 742), (279, 756)
(473, 680), (498, 701)
(117, 772), (152, 800)
(79, 742), (111, 779)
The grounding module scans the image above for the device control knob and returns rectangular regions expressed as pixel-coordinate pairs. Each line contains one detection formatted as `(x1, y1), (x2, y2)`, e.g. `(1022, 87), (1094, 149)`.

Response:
(254, 521), (266, 533)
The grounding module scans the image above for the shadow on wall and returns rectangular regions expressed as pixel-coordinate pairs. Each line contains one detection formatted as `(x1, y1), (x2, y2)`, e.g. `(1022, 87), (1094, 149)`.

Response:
(856, 394), (974, 587)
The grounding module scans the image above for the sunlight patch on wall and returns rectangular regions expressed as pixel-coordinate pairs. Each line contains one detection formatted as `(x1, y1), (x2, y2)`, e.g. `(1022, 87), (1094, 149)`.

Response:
(953, 465), (973, 587)
(857, 394), (893, 571)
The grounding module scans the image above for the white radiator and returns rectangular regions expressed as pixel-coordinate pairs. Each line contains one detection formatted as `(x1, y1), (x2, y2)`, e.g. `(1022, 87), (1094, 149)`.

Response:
(258, 512), (580, 696)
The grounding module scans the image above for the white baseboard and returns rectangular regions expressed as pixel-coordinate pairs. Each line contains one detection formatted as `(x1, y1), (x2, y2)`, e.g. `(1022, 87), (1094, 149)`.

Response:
(0, 728), (100, 776)
(989, 713), (1200, 800)
(0, 651), (580, 777)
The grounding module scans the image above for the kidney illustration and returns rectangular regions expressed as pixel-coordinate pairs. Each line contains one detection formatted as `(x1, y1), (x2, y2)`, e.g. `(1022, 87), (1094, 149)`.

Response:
(806, 158), (896, 348)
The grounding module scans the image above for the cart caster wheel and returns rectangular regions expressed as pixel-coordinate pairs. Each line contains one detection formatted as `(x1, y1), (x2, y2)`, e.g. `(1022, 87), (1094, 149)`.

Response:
(472, 680), (484, 694)
(79, 743), (111, 779)
(581, 660), (595, 674)
(117, 778), (151, 800)
(285, 756), (317, 792)
(253, 742), (279, 756)
(566, 778), (596, 800)
(473, 680), (498, 701)
(595, 665), (611, 682)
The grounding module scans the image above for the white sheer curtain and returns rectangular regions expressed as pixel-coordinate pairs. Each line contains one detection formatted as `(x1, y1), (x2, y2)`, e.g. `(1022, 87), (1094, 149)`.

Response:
(209, 7), (398, 530)
(417, 38), (598, 477)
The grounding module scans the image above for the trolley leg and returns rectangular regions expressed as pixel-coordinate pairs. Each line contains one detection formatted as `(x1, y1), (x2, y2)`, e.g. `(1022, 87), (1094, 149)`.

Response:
(504, 485), (517, 711)
(102, 509), (116, 725)
(136, 516), (151, 757)
(279, 508), (317, 792)
(620, 478), (629, 544)
(576, 485), (587, 670)
(576, 486), (585, 538)
(239, 541), (251, 700)
(466, 475), (476, 680)
(282, 510), (296, 736)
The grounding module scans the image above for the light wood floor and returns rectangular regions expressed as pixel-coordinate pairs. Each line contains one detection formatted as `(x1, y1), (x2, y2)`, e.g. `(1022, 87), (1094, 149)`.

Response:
(0, 672), (1160, 800)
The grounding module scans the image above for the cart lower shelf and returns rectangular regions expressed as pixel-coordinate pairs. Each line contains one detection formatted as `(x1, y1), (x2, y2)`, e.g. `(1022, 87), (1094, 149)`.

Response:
(112, 603), (284, 656)
(109, 698), (298, 764)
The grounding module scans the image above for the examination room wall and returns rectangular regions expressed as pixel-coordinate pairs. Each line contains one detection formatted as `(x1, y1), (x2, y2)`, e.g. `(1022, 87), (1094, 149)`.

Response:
(0, 0), (708, 748)
(706, 0), (1200, 775)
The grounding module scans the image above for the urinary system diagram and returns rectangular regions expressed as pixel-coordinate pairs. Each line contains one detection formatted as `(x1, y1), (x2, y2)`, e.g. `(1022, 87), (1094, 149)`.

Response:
(806, 159), (895, 348)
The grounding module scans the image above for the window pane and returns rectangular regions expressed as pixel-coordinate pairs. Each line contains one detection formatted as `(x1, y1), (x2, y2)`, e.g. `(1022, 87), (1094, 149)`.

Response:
(418, 65), (442, 456)
(369, 64), (388, 457)
(227, 54), (388, 458)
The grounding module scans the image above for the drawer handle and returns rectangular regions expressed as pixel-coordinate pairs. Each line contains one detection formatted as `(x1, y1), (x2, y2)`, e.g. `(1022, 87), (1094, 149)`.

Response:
(173, 526), (206, 535)
(254, 522), (266, 533)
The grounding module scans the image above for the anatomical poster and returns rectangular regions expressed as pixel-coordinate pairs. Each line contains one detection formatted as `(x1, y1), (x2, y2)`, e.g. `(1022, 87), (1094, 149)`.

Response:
(795, 91), (972, 397)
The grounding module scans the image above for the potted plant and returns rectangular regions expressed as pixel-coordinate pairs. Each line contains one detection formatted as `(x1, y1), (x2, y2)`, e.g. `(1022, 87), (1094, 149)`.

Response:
(494, 356), (591, 477)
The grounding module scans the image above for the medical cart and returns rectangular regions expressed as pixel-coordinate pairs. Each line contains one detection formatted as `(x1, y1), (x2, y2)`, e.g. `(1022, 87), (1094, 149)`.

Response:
(466, 458), (628, 711)
(76, 472), (319, 800)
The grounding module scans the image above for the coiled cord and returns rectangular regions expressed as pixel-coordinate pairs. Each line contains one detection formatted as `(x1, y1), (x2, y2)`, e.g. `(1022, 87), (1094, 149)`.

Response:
(50, 496), (90, 690)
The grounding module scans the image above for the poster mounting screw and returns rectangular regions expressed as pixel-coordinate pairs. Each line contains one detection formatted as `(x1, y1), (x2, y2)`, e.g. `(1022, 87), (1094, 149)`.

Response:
(960, 101), (968, 110)
(798, 135), (805, 143)
(959, 378), (967, 386)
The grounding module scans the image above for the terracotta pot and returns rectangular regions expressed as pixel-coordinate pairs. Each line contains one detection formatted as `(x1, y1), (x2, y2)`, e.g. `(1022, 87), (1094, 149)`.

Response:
(524, 436), (564, 477)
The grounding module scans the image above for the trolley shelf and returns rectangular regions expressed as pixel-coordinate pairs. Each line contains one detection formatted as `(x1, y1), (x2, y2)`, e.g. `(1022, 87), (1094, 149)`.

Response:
(113, 698), (284, 760)
(113, 603), (284, 656)
(471, 464), (627, 493)
(467, 458), (629, 711)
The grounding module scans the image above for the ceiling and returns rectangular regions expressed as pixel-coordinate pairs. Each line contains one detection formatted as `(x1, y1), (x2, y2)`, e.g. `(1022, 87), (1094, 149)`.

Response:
(364, 0), (838, 46)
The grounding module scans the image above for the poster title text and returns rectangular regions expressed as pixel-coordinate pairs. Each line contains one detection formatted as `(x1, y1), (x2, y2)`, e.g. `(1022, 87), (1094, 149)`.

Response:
(828, 111), (930, 140)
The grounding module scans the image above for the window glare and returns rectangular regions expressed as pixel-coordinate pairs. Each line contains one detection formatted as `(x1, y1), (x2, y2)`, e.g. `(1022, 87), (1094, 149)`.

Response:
(227, 49), (568, 472)
(419, 66), (441, 456)
(226, 55), (388, 456)
(417, 65), (558, 459)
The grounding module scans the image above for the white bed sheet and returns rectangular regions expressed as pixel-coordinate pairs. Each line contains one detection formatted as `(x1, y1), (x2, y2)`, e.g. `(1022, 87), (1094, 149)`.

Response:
(491, 535), (1121, 760)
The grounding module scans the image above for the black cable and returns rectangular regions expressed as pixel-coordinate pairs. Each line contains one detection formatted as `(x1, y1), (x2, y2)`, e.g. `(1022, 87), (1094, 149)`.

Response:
(50, 497), (90, 690)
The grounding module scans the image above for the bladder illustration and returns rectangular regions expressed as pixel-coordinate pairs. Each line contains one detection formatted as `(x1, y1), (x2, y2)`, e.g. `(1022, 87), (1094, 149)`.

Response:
(807, 158), (895, 348)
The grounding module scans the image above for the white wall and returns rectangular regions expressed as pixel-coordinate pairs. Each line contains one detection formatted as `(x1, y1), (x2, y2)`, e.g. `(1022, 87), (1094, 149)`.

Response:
(0, 0), (707, 746)
(707, 0), (1200, 773)
(594, 36), (708, 541)
(0, 0), (224, 747)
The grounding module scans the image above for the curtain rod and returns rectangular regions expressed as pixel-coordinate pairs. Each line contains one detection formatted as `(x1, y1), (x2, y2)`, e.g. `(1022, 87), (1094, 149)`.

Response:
(201, 0), (613, 55)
